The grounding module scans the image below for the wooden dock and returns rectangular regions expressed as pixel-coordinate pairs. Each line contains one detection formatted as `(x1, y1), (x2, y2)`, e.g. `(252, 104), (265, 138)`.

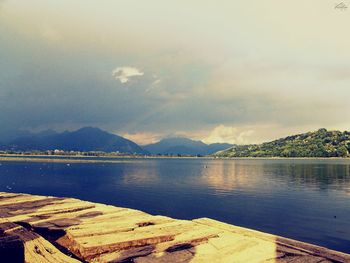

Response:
(0, 192), (349, 262)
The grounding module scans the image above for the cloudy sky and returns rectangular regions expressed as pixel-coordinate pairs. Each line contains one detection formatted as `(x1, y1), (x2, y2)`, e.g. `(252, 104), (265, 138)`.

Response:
(1, 0), (350, 145)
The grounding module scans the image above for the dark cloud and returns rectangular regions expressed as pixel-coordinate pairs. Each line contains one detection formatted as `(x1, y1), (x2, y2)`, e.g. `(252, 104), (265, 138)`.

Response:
(0, 43), (347, 142)
(1, 1), (350, 144)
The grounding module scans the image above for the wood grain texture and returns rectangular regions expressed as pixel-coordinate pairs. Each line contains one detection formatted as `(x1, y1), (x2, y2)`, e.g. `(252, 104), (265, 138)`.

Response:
(0, 192), (349, 263)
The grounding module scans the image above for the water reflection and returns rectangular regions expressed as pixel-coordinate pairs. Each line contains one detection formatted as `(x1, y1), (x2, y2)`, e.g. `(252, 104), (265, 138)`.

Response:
(121, 161), (160, 186)
(261, 161), (350, 192)
(198, 161), (259, 195)
(198, 160), (350, 195)
(301, 164), (349, 190)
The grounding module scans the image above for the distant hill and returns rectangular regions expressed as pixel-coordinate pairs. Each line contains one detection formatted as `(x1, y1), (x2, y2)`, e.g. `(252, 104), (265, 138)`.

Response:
(214, 128), (350, 158)
(143, 137), (233, 156)
(0, 129), (33, 144)
(2, 127), (147, 154)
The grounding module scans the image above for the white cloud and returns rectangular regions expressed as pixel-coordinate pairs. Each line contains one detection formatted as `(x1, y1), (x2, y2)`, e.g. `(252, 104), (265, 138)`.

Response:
(202, 125), (255, 145)
(112, 66), (144, 84)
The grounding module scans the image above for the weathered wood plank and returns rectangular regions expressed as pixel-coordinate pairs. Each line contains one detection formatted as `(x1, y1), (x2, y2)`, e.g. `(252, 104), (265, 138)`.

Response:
(61, 221), (204, 259)
(194, 218), (350, 263)
(66, 215), (175, 238)
(1, 192), (349, 263)
(0, 219), (80, 263)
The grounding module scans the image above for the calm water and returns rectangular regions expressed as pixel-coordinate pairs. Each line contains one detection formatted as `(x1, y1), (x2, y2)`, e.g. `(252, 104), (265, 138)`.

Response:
(0, 158), (350, 253)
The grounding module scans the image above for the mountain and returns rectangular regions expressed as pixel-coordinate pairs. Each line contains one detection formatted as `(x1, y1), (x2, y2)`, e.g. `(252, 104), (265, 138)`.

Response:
(0, 129), (33, 144)
(207, 143), (234, 154)
(2, 127), (147, 154)
(143, 137), (233, 156)
(214, 128), (350, 158)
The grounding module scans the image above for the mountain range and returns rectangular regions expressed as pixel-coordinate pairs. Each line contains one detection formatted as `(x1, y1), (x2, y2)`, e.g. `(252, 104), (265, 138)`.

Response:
(0, 127), (233, 155)
(215, 128), (350, 158)
(143, 137), (233, 156)
(1, 127), (147, 154)
(5, 127), (348, 158)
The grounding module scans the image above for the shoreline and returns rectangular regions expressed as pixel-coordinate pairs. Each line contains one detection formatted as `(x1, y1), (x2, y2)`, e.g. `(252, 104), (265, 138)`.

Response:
(1, 191), (349, 262)
(0, 154), (350, 165)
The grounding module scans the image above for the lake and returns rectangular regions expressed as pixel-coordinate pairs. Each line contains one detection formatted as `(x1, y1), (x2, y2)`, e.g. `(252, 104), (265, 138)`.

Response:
(0, 157), (349, 253)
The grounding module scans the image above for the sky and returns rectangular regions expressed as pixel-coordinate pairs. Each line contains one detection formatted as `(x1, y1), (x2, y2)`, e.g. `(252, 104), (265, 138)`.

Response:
(1, 0), (350, 145)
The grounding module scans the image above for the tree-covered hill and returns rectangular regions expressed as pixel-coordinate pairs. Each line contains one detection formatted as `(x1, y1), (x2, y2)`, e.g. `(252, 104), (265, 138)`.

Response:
(214, 128), (350, 158)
